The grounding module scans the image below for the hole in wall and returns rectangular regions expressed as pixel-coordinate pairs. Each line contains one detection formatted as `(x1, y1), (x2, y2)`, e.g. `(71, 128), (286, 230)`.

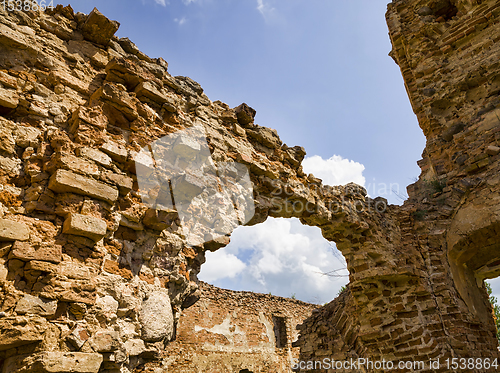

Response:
(272, 315), (288, 348)
(448, 218), (500, 347)
(485, 278), (500, 347)
(198, 217), (349, 304)
(432, 0), (458, 20)
(239, 370), (253, 373)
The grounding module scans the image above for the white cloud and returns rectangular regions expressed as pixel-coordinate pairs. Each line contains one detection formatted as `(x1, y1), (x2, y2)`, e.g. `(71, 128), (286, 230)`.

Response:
(256, 0), (275, 18)
(200, 250), (246, 282)
(198, 155), (363, 303)
(174, 17), (187, 25)
(302, 154), (366, 187)
(182, 0), (198, 4)
(154, 0), (167, 6)
(198, 218), (349, 304)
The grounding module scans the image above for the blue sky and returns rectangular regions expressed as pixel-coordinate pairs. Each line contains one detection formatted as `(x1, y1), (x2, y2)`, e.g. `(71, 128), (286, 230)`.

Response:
(68, 0), (425, 203)
(67, 0), (432, 303)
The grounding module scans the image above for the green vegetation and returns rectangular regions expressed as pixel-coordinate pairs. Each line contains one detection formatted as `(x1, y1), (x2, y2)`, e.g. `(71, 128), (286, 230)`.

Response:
(485, 281), (500, 344)
(423, 177), (447, 194)
(412, 209), (428, 221)
(337, 285), (347, 295)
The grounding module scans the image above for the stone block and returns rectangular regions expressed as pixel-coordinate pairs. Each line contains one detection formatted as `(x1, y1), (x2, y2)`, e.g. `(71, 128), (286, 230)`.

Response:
(59, 289), (96, 305)
(93, 83), (138, 121)
(0, 219), (29, 241)
(47, 153), (99, 177)
(9, 241), (62, 263)
(100, 141), (128, 163)
(486, 145), (500, 156)
(0, 22), (33, 50)
(0, 155), (21, 177)
(81, 8), (119, 46)
(67, 40), (109, 69)
(246, 125), (282, 148)
(0, 316), (48, 351)
(118, 37), (140, 55)
(234, 103), (256, 126)
(123, 338), (146, 356)
(15, 294), (58, 317)
(25, 260), (58, 273)
(13, 125), (42, 148)
(134, 81), (168, 104)
(119, 214), (144, 231)
(76, 147), (113, 167)
(67, 325), (90, 349)
(49, 69), (90, 96)
(96, 295), (118, 321)
(63, 213), (107, 241)
(58, 261), (91, 279)
(101, 171), (133, 195)
(3, 352), (103, 373)
(0, 117), (16, 153)
(71, 106), (108, 130)
(89, 330), (120, 352)
(172, 134), (201, 159)
(139, 290), (174, 342)
(143, 209), (176, 231)
(0, 71), (17, 89)
(48, 169), (119, 203)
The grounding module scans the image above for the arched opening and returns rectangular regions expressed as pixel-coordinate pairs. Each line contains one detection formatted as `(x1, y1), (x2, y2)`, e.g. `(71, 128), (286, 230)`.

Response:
(198, 217), (349, 304)
(448, 215), (500, 350)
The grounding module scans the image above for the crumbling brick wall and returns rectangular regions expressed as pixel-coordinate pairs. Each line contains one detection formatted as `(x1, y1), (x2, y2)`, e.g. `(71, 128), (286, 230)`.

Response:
(0, 4), (381, 373)
(1, 1), (500, 372)
(294, 0), (500, 371)
(153, 282), (317, 373)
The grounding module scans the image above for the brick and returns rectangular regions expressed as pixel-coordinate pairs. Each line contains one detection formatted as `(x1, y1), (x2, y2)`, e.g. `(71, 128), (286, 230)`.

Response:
(25, 260), (58, 273)
(100, 141), (128, 162)
(48, 169), (118, 203)
(0, 316), (48, 351)
(89, 330), (120, 352)
(9, 241), (62, 263)
(486, 145), (500, 156)
(101, 171), (133, 195)
(76, 147), (113, 167)
(47, 153), (99, 176)
(3, 352), (103, 373)
(63, 213), (107, 241)
(134, 81), (168, 104)
(0, 219), (29, 241)
(15, 295), (58, 317)
(0, 87), (19, 109)
(81, 7), (120, 46)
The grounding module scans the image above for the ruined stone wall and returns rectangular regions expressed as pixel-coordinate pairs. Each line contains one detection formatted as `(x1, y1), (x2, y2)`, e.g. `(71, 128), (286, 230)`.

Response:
(0, 4), (382, 373)
(144, 282), (316, 373)
(2, 1), (500, 372)
(294, 0), (500, 371)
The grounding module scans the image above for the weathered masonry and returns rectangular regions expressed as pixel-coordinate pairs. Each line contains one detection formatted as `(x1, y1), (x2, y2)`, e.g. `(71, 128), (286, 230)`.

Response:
(0, 1), (499, 372)
(157, 282), (316, 372)
(295, 0), (500, 371)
